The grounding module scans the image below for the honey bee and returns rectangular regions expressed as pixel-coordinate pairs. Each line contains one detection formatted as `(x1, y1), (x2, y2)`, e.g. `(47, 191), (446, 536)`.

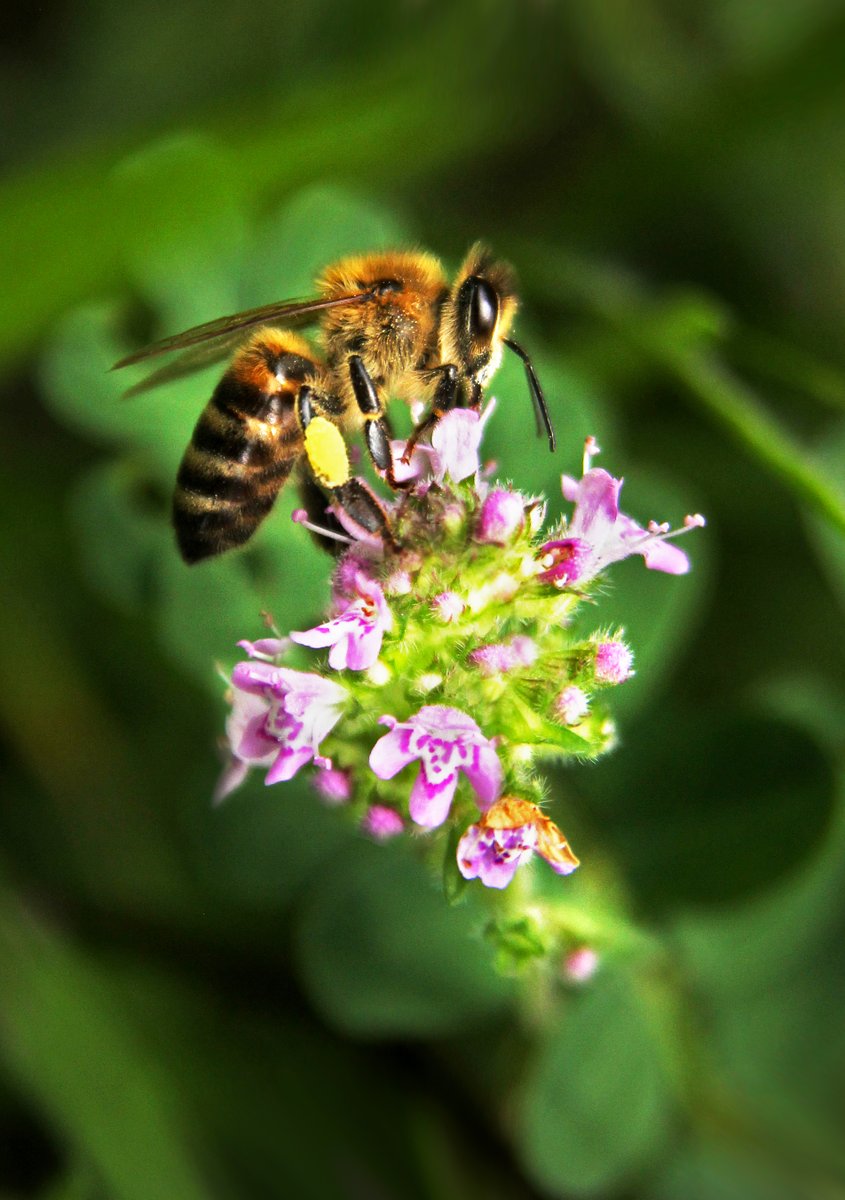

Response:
(114, 244), (554, 564)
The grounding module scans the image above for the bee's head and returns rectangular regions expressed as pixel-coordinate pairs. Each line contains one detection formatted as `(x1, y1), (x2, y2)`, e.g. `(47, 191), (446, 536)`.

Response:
(442, 244), (555, 450)
(441, 244), (518, 396)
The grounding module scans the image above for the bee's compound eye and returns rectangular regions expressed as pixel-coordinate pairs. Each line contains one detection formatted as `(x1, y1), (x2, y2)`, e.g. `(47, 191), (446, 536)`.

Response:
(468, 278), (499, 338)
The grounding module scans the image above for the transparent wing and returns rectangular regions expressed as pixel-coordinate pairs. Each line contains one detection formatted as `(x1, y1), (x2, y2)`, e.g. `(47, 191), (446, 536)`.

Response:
(112, 291), (374, 371)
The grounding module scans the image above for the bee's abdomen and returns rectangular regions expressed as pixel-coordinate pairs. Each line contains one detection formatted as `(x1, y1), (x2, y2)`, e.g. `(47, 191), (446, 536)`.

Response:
(173, 342), (310, 563)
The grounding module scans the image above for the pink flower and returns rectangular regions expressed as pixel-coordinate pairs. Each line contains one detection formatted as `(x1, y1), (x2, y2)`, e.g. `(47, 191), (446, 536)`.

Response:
(594, 640), (634, 683)
(361, 804), (404, 840)
(538, 443), (703, 587)
(457, 797), (579, 889)
(215, 662), (348, 801)
(369, 704), (502, 828)
(388, 403), (496, 486)
(291, 573), (392, 671)
(475, 488), (525, 544)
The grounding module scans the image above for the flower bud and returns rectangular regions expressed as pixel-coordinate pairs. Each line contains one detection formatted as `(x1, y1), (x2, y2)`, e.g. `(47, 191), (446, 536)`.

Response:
(362, 804), (404, 840)
(555, 685), (589, 724)
(476, 488), (525, 544)
(594, 640), (634, 683)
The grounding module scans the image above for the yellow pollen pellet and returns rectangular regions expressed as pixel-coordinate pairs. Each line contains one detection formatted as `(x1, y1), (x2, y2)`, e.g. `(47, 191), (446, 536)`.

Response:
(303, 417), (350, 487)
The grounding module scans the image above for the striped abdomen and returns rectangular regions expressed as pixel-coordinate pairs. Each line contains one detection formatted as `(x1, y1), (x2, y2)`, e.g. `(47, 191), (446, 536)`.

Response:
(173, 333), (317, 563)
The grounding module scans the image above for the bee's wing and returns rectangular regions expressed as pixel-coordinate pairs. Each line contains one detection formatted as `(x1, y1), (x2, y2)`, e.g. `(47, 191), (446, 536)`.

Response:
(112, 291), (374, 372)
(120, 333), (248, 398)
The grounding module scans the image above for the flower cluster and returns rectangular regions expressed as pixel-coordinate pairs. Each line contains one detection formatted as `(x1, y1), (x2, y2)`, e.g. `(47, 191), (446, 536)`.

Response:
(216, 408), (703, 942)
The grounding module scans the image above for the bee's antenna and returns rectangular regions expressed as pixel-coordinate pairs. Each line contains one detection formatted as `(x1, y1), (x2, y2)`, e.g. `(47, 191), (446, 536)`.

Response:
(503, 338), (556, 453)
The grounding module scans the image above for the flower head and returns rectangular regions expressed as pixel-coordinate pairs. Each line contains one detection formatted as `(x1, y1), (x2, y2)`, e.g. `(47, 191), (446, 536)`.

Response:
(457, 797), (579, 889)
(369, 704), (502, 828)
(291, 573), (392, 671)
(216, 661), (347, 800)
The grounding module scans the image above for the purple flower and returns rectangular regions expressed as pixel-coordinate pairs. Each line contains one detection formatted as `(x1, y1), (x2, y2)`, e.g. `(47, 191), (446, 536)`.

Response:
(538, 444), (703, 587)
(291, 573), (392, 671)
(457, 797), (580, 889)
(369, 704), (502, 828)
(215, 662), (348, 801)
(361, 804), (404, 840)
(594, 640), (634, 683)
(475, 487), (525, 544)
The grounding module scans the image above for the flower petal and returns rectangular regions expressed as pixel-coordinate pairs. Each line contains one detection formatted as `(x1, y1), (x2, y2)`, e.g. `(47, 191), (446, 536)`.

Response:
(409, 765), (458, 828)
(265, 745), (313, 784)
(462, 741), (503, 809)
(369, 725), (416, 779)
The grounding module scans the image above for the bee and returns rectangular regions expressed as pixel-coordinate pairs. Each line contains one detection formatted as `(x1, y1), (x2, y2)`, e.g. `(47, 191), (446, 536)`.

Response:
(114, 244), (554, 564)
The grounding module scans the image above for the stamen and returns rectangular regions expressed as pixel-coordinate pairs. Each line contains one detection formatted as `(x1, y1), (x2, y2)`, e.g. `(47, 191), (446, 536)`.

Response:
(291, 508), (354, 546)
(629, 514), (706, 549)
(583, 435), (601, 474)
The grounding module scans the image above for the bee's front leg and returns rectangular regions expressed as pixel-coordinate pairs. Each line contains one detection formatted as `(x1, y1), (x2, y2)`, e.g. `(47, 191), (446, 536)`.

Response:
(347, 354), (413, 491)
(400, 363), (460, 464)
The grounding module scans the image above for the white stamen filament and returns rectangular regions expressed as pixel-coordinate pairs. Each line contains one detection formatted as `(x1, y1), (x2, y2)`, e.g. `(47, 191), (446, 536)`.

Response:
(291, 508), (354, 546)
(583, 435), (601, 474)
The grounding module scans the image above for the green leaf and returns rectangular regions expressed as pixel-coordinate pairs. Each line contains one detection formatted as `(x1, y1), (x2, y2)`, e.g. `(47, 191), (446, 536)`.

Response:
(0, 892), (207, 1200)
(108, 134), (248, 326)
(518, 966), (673, 1195)
(70, 461), (171, 612)
(294, 840), (514, 1038)
(582, 711), (835, 912)
(242, 185), (414, 303)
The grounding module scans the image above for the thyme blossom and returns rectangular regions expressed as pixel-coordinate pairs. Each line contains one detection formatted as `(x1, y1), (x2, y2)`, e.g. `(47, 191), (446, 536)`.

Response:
(215, 397), (703, 963)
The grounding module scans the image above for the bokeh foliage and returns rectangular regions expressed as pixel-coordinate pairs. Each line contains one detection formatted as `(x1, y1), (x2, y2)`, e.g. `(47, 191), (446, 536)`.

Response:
(2, 2), (845, 1197)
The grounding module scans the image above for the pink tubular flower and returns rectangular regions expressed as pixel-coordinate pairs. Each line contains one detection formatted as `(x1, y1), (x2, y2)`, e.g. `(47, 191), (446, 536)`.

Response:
(457, 797), (580, 889)
(431, 406), (493, 482)
(389, 404), (496, 486)
(475, 487), (525, 544)
(538, 441), (702, 587)
(369, 704), (502, 828)
(291, 573), (392, 671)
(594, 640), (634, 683)
(215, 662), (348, 801)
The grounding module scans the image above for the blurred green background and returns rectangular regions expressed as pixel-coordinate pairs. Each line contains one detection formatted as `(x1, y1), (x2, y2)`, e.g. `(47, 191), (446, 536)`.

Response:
(3, 2), (845, 1197)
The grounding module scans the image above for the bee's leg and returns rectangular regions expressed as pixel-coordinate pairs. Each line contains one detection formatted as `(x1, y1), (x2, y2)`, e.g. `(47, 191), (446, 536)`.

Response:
(347, 354), (413, 491)
(400, 364), (460, 463)
(297, 381), (397, 549)
(332, 478), (397, 548)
